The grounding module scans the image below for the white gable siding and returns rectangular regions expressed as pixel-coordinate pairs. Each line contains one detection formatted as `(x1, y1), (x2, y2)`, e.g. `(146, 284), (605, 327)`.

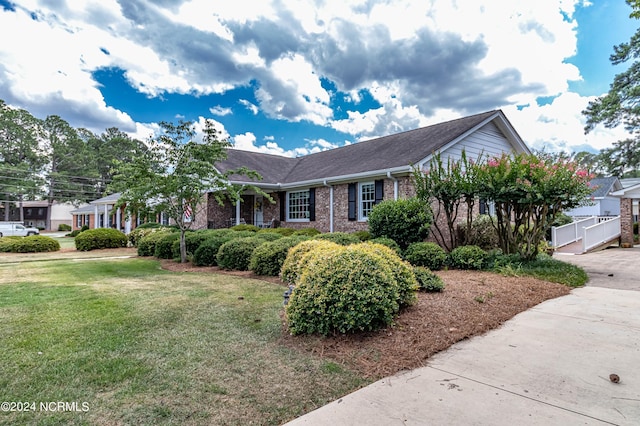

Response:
(440, 122), (515, 162)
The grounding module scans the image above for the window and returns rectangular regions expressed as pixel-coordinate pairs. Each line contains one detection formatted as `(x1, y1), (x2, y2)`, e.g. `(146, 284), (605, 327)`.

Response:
(359, 182), (376, 220)
(76, 215), (81, 227)
(287, 190), (310, 221)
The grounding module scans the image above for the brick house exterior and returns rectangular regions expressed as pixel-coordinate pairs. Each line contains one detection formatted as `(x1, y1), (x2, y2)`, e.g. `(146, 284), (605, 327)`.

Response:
(211, 110), (530, 233)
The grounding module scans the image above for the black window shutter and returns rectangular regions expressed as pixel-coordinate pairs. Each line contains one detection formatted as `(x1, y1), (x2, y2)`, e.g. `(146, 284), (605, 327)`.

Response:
(479, 198), (487, 215)
(348, 183), (357, 221)
(278, 192), (286, 222)
(308, 188), (316, 221)
(374, 179), (384, 204)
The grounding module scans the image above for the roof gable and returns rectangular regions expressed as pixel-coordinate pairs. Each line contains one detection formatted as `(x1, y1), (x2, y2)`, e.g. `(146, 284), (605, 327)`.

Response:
(589, 177), (623, 198)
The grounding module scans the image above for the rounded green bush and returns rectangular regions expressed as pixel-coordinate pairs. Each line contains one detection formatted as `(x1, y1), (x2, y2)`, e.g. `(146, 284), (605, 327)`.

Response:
(286, 245), (400, 335)
(280, 240), (341, 284)
(136, 222), (161, 230)
(154, 232), (181, 259)
(462, 215), (499, 250)
(292, 228), (321, 237)
(449, 245), (488, 270)
(216, 237), (266, 270)
(137, 229), (173, 256)
(0, 236), (22, 252)
(230, 224), (260, 232)
(192, 235), (234, 266)
(2, 235), (60, 253)
(129, 226), (173, 247)
(58, 223), (72, 232)
(258, 227), (295, 236)
(314, 232), (360, 245)
(368, 197), (432, 250)
(404, 242), (448, 270)
(249, 235), (309, 276)
(75, 228), (127, 251)
(170, 231), (211, 259)
(359, 242), (418, 306)
(252, 231), (283, 242)
(413, 266), (445, 292)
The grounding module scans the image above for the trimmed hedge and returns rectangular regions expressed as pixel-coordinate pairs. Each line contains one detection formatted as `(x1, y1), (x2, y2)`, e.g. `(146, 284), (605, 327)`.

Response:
(280, 240), (341, 284)
(0, 235), (60, 253)
(230, 224), (260, 232)
(368, 197), (432, 250)
(351, 230), (371, 241)
(137, 230), (174, 256)
(286, 244), (402, 335)
(58, 224), (72, 231)
(413, 266), (445, 292)
(292, 228), (321, 237)
(368, 237), (401, 254)
(154, 233), (181, 259)
(314, 232), (360, 245)
(192, 235), (234, 266)
(216, 237), (266, 271)
(360, 242), (418, 306)
(75, 228), (127, 251)
(403, 242), (448, 270)
(259, 227), (296, 236)
(129, 226), (173, 247)
(449, 245), (488, 270)
(249, 235), (309, 276)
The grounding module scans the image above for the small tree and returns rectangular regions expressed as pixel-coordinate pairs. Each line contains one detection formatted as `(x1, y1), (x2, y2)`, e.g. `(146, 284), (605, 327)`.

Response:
(412, 150), (479, 251)
(111, 120), (267, 263)
(367, 197), (432, 250)
(475, 153), (593, 260)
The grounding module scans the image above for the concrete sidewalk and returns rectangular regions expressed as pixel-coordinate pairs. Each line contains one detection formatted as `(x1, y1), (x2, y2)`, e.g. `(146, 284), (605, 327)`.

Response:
(285, 251), (640, 425)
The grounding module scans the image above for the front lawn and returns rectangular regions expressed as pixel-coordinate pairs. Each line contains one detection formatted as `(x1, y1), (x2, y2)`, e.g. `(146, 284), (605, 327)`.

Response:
(0, 258), (366, 425)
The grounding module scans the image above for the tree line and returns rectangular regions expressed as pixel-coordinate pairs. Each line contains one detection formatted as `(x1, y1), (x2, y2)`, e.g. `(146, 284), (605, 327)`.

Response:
(0, 99), (147, 229)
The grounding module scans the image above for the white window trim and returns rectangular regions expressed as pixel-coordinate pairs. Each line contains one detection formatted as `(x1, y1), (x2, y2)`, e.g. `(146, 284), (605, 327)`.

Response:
(286, 189), (310, 222)
(358, 181), (375, 222)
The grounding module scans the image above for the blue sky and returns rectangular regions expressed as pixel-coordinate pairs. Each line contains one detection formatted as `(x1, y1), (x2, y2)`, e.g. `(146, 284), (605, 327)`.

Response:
(0, 0), (637, 156)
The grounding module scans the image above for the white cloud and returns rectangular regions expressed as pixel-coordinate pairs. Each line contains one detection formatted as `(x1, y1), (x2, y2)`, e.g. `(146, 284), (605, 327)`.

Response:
(239, 99), (259, 115)
(210, 105), (233, 116)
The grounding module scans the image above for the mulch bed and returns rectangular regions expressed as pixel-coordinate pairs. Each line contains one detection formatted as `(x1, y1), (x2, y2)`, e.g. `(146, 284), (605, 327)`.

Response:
(160, 261), (571, 379)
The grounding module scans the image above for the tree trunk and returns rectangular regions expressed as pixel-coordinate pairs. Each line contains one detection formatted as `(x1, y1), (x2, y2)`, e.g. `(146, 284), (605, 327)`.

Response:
(180, 228), (187, 263)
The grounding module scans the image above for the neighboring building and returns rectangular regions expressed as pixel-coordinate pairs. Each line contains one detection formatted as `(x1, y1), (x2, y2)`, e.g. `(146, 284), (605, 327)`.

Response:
(208, 109), (530, 233)
(620, 178), (640, 222)
(0, 201), (77, 230)
(564, 177), (623, 218)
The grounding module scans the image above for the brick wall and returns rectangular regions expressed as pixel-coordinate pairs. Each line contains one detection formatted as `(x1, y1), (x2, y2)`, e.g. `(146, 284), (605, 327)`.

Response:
(620, 197), (634, 247)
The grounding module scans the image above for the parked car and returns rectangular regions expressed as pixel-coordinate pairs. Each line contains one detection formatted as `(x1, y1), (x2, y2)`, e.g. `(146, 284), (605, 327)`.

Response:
(0, 222), (40, 237)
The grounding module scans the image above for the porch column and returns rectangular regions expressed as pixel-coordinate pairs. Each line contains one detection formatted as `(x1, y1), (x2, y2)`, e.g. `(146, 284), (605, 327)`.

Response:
(125, 218), (131, 234)
(116, 207), (121, 231)
(620, 197), (634, 247)
(235, 199), (241, 226)
(94, 205), (99, 229)
(104, 204), (108, 228)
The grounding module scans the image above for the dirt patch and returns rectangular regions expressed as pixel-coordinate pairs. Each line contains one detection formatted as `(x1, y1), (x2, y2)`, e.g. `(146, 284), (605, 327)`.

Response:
(160, 261), (571, 379)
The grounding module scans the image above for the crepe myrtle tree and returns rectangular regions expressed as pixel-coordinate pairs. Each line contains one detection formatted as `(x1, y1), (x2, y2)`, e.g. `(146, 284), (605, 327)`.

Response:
(475, 153), (594, 260)
(111, 119), (269, 263)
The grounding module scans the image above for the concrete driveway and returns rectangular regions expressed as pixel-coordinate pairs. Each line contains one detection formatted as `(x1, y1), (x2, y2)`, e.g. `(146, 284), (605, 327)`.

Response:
(286, 248), (640, 425)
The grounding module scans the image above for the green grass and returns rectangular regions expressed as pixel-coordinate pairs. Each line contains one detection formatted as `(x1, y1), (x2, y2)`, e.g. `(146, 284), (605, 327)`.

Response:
(0, 258), (368, 425)
(492, 254), (588, 287)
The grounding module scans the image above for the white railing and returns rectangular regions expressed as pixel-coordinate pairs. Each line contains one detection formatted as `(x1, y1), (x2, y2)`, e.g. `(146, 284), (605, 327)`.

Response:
(551, 217), (598, 248)
(582, 216), (621, 252)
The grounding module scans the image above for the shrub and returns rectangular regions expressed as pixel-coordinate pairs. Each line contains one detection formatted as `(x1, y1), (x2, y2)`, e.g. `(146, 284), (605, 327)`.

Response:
(58, 224), (72, 232)
(449, 245), (487, 270)
(216, 237), (266, 270)
(314, 232), (360, 245)
(170, 231), (212, 259)
(75, 228), (127, 251)
(80, 225), (89, 232)
(137, 230), (173, 256)
(0, 236), (22, 252)
(286, 245), (401, 335)
(230, 224), (260, 232)
(136, 222), (161, 230)
(249, 236), (309, 276)
(280, 240), (342, 284)
(368, 237), (401, 253)
(259, 227), (296, 236)
(154, 232), (181, 259)
(192, 235), (234, 266)
(403, 242), (448, 270)
(413, 266), (445, 292)
(351, 230), (371, 241)
(66, 229), (82, 237)
(368, 197), (432, 250)
(359, 242), (418, 306)
(129, 226), (173, 247)
(292, 228), (321, 237)
(252, 232), (283, 242)
(8, 235), (61, 253)
(461, 215), (499, 250)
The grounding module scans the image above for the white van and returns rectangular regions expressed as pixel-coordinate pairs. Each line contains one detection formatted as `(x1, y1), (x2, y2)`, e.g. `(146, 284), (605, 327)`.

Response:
(0, 222), (40, 237)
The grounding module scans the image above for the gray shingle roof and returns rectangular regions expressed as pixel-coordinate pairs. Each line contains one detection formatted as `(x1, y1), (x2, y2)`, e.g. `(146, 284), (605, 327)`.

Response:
(589, 177), (622, 198)
(221, 110), (505, 185)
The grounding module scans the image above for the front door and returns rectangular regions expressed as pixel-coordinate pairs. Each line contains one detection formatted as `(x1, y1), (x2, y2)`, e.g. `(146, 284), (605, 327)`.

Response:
(241, 195), (254, 225)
